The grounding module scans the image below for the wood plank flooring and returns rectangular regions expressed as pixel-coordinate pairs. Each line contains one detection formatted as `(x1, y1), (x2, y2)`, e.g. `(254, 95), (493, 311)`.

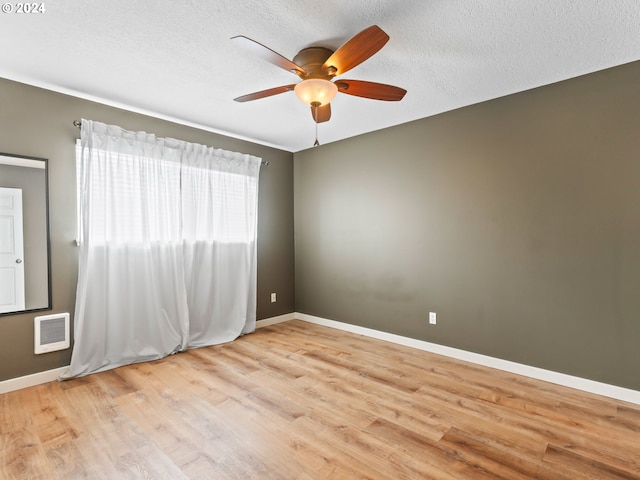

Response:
(2, 320), (639, 479)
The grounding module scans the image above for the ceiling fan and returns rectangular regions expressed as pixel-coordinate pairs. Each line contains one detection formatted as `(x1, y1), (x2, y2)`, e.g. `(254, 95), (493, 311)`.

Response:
(231, 25), (406, 143)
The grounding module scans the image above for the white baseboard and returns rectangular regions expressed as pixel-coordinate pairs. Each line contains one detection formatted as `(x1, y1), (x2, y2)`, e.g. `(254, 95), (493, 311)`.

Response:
(0, 366), (68, 395)
(5, 312), (638, 406)
(295, 312), (640, 406)
(256, 312), (296, 328)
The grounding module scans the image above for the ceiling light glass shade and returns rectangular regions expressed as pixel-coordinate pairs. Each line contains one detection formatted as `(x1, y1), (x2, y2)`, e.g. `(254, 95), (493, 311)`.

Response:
(294, 79), (338, 106)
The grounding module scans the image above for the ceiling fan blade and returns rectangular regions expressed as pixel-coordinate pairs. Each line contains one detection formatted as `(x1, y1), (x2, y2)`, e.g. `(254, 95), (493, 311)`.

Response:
(336, 80), (406, 101)
(234, 84), (297, 102)
(311, 103), (331, 123)
(231, 35), (307, 76)
(322, 25), (389, 76)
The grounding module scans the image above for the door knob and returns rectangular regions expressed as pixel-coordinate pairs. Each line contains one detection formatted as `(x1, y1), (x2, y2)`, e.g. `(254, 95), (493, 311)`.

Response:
(15, 258), (22, 263)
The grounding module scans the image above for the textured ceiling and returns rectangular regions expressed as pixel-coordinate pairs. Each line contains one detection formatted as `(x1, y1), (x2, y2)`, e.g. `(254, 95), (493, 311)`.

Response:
(1, 1), (639, 152)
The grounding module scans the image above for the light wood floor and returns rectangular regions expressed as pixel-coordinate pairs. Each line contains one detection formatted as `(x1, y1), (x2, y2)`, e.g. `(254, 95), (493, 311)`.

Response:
(2, 320), (639, 479)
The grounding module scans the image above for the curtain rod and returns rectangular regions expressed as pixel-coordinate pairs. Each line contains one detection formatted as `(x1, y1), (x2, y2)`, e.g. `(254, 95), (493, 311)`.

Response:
(72, 120), (268, 166)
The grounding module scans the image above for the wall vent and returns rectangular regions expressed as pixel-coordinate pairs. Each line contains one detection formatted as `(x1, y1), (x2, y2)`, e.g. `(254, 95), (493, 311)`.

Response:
(34, 313), (70, 354)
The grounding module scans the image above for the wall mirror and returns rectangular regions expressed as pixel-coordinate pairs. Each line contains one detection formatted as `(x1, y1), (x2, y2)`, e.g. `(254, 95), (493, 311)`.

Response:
(0, 152), (51, 315)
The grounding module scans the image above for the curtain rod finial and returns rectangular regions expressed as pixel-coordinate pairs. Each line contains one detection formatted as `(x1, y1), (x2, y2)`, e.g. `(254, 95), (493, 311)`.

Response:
(73, 120), (81, 128)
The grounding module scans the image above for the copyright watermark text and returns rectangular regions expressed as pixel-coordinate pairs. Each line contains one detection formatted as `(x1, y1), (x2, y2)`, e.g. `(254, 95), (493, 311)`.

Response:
(2, 2), (46, 13)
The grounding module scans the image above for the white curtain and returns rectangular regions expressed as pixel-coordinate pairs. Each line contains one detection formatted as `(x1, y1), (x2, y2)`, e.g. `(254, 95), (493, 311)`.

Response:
(63, 120), (261, 378)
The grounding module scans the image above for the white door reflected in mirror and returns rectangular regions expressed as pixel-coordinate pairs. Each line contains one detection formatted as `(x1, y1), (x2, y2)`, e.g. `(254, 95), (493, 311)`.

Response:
(0, 187), (25, 313)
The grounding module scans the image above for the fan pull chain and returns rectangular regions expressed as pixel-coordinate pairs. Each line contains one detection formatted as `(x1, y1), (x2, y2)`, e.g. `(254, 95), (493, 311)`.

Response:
(313, 102), (320, 147)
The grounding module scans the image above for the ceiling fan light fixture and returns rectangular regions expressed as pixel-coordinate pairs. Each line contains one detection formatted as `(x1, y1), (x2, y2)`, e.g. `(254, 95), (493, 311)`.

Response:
(294, 79), (337, 106)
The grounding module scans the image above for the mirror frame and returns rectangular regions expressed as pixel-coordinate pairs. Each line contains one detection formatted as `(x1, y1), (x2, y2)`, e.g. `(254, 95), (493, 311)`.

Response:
(0, 152), (52, 316)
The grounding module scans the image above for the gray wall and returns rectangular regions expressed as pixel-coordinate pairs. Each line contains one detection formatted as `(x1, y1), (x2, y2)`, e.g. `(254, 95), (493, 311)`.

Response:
(295, 61), (640, 390)
(4, 60), (640, 391)
(0, 78), (295, 381)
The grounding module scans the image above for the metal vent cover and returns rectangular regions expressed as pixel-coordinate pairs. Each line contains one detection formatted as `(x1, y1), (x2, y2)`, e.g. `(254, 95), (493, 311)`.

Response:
(34, 313), (70, 354)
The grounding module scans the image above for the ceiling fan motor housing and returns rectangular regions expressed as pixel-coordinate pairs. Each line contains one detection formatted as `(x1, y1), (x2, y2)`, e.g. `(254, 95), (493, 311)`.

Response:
(292, 47), (336, 79)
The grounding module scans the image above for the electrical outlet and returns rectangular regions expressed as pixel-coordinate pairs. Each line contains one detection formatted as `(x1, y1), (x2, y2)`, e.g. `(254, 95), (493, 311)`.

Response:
(270, 292), (277, 303)
(429, 312), (437, 325)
